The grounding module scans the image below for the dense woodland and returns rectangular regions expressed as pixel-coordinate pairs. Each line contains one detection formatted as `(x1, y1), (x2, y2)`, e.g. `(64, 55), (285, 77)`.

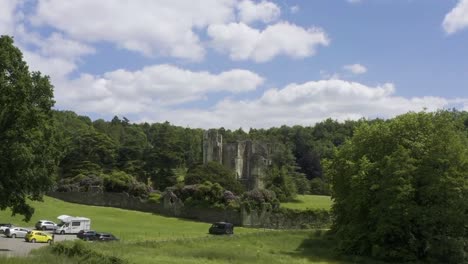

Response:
(52, 110), (361, 199)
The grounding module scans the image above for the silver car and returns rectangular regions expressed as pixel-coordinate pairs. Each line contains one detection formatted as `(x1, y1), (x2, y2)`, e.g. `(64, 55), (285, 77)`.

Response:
(5, 227), (30, 238)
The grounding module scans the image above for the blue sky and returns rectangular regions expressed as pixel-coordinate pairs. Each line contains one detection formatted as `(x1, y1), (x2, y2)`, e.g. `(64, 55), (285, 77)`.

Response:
(1, 0), (468, 128)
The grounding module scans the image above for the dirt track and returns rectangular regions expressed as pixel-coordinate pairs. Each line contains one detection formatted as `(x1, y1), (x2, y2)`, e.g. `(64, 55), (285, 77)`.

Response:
(0, 232), (77, 257)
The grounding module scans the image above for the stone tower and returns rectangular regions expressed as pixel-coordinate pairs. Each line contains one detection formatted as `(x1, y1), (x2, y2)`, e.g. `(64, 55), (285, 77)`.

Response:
(203, 130), (271, 190)
(203, 129), (223, 164)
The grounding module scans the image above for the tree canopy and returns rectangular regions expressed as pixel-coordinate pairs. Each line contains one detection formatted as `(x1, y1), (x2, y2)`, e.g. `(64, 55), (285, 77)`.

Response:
(329, 111), (468, 263)
(0, 35), (57, 221)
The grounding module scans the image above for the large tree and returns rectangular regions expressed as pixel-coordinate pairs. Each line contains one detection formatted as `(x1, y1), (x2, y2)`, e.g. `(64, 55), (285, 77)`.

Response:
(0, 36), (57, 220)
(329, 111), (468, 263)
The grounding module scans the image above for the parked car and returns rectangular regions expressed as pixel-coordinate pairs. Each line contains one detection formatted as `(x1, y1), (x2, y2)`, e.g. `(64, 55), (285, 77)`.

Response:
(0, 223), (13, 234)
(5, 227), (30, 238)
(25, 230), (53, 243)
(35, 220), (58, 231)
(95, 232), (119, 242)
(209, 222), (234, 235)
(77, 230), (98, 241)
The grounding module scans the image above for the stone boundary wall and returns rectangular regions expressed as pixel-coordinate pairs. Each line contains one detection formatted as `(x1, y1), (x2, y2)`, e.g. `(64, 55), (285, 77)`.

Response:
(48, 192), (331, 229)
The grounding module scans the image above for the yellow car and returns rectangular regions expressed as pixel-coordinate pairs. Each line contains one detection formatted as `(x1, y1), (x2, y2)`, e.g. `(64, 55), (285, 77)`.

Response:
(25, 230), (53, 243)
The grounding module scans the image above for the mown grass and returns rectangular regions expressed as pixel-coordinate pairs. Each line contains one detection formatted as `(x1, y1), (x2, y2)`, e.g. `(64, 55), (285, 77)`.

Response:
(0, 196), (257, 241)
(281, 195), (332, 211)
(0, 197), (389, 264)
(2, 230), (391, 264)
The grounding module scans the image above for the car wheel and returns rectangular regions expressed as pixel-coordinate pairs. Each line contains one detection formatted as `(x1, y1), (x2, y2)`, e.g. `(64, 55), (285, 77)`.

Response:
(31, 238), (36, 243)
(60, 231), (65, 235)
(11, 234), (16, 238)
(42, 226), (47, 231)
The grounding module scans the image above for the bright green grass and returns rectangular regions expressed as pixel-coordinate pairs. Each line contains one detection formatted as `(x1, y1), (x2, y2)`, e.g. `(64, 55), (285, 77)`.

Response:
(281, 195), (332, 211)
(1, 230), (390, 264)
(0, 196), (257, 241)
(0, 197), (387, 264)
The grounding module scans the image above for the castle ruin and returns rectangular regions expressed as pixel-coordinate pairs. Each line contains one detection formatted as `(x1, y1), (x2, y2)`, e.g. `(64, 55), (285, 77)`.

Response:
(203, 129), (272, 190)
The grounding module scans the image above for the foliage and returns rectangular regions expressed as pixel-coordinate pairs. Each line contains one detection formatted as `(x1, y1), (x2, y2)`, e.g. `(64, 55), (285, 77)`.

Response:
(309, 178), (330, 195)
(241, 188), (279, 212)
(263, 165), (298, 202)
(50, 240), (127, 264)
(103, 171), (150, 199)
(0, 36), (57, 221)
(171, 181), (240, 209)
(185, 162), (244, 194)
(329, 111), (468, 263)
(147, 191), (162, 204)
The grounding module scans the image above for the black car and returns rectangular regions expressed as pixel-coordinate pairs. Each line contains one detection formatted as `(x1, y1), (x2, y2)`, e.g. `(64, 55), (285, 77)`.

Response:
(95, 232), (119, 242)
(209, 222), (234, 235)
(77, 230), (98, 241)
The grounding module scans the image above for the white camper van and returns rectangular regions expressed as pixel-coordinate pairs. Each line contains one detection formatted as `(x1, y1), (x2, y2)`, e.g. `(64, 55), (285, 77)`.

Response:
(55, 215), (91, 234)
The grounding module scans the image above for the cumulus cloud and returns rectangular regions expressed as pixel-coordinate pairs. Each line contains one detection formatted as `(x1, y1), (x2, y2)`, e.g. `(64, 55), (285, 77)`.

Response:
(0, 0), (20, 35)
(53, 65), (264, 114)
(13, 0), (329, 62)
(208, 22), (329, 62)
(133, 79), (453, 129)
(443, 0), (468, 34)
(31, 0), (238, 60)
(343, 64), (367, 74)
(290, 5), (300, 14)
(237, 0), (281, 24)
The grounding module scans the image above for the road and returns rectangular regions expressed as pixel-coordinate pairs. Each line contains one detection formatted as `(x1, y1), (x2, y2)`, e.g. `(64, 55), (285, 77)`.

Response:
(0, 232), (77, 257)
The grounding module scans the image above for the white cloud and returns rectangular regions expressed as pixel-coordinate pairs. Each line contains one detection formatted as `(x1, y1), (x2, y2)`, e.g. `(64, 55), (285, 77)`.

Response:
(31, 0), (238, 60)
(0, 0), (20, 35)
(290, 5), (300, 14)
(54, 65), (264, 114)
(237, 0), (281, 24)
(443, 0), (468, 34)
(208, 22), (329, 62)
(134, 79), (454, 129)
(343, 64), (367, 74)
(22, 49), (77, 80)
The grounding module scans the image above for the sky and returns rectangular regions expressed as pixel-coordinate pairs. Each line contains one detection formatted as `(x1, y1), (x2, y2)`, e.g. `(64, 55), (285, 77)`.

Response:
(1, 0), (468, 129)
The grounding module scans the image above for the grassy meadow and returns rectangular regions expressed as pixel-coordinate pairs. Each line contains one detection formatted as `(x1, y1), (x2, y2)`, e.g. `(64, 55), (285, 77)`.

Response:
(0, 196), (257, 241)
(2, 231), (390, 264)
(0, 195), (391, 264)
(281, 195), (332, 211)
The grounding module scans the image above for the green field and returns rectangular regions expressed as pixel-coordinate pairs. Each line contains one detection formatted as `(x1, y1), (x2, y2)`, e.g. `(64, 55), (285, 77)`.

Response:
(0, 196), (257, 241)
(281, 195), (332, 211)
(2, 231), (388, 264)
(0, 196), (385, 264)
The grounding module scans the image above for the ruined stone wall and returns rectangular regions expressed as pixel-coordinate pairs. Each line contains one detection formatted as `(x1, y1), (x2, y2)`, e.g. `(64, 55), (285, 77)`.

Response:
(48, 192), (330, 229)
(203, 130), (272, 190)
(203, 130), (223, 164)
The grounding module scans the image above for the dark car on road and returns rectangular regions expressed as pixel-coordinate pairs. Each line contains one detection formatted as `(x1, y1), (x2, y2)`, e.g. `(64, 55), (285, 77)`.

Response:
(95, 232), (119, 242)
(209, 222), (234, 235)
(77, 230), (98, 241)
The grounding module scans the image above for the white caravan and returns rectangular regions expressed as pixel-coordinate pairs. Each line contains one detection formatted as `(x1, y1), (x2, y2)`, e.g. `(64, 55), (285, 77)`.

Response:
(55, 215), (91, 234)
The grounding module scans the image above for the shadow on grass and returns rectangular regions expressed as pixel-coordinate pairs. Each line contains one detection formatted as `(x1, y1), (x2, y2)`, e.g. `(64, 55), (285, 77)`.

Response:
(285, 232), (391, 264)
